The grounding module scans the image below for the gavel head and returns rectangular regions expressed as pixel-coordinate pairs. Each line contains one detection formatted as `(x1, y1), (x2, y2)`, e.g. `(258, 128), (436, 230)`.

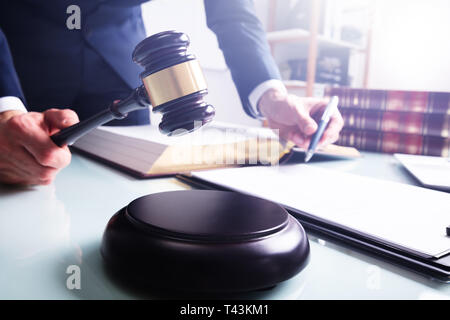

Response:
(132, 31), (215, 136)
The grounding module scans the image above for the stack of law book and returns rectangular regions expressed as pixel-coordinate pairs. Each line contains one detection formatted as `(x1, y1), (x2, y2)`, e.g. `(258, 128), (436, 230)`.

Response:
(325, 87), (450, 157)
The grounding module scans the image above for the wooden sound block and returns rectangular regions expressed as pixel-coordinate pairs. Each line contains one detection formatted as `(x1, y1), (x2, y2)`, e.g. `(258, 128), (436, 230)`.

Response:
(101, 190), (310, 293)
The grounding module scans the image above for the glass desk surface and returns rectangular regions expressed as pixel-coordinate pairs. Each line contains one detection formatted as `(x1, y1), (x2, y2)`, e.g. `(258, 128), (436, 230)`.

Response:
(0, 151), (448, 299)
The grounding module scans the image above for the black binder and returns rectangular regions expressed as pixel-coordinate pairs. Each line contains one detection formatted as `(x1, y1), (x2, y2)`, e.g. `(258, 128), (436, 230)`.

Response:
(176, 174), (450, 282)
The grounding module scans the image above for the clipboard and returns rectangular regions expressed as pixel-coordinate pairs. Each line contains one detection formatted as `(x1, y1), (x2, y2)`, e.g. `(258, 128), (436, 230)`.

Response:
(176, 166), (450, 282)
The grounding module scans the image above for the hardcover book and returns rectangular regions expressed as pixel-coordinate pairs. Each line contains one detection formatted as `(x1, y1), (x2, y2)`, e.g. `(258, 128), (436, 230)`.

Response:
(71, 124), (360, 178)
(336, 129), (449, 157)
(326, 87), (450, 114)
(326, 87), (450, 156)
(341, 108), (449, 138)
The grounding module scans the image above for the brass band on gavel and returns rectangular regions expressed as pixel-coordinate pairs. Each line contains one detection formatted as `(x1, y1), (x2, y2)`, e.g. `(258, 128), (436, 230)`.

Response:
(142, 60), (208, 108)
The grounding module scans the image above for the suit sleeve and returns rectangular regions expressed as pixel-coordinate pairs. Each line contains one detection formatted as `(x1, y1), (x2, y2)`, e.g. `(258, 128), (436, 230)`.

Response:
(0, 28), (24, 102)
(104, 0), (147, 7)
(204, 0), (281, 118)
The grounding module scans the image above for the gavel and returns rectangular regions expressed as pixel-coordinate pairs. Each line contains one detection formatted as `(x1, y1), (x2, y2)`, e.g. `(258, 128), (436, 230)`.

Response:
(50, 31), (215, 147)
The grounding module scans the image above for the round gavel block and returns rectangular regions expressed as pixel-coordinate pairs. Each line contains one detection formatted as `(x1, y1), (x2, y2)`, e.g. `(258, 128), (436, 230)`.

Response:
(101, 190), (310, 293)
(133, 31), (215, 136)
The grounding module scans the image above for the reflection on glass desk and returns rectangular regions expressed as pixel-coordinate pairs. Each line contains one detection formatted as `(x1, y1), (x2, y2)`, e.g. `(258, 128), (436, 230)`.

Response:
(0, 151), (448, 299)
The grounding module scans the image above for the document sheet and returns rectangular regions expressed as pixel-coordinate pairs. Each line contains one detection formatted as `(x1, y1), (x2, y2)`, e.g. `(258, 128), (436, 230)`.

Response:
(192, 165), (450, 258)
(395, 153), (450, 191)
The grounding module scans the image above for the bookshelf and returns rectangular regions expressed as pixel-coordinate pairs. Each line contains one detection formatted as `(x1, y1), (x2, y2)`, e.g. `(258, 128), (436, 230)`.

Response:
(267, 28), (365, 51)
(266, 0), (374, 97)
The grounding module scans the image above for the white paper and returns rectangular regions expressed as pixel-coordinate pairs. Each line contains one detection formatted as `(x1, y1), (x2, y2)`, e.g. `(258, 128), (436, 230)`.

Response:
(72, 122), (280, 174)
(395, 153), (450, 190)
(192, 165), (450, 258)
(98, 121), (277, 146)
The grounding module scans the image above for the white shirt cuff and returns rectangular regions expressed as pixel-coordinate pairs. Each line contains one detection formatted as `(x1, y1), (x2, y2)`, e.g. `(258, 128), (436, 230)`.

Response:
(0, 96), (27, 114)
(248, 79), (287, 119)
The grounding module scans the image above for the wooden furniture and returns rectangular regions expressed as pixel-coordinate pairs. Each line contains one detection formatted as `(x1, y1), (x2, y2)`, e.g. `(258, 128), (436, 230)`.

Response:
(266, 0), (374, 96)
(102, 190), (310, 292)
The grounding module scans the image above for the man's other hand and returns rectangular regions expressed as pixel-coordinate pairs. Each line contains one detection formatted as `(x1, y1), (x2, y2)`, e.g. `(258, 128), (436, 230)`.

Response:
(0, 109), (79, 185)
(258, 89), (344, 150)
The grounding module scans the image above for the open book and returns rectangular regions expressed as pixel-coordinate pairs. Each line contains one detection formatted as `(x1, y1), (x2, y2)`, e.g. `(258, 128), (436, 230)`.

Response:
(71, 122), (360, 178)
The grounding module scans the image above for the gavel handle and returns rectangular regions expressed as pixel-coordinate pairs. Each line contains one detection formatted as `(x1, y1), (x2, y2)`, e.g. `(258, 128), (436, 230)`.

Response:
(50, 86), (150, 147)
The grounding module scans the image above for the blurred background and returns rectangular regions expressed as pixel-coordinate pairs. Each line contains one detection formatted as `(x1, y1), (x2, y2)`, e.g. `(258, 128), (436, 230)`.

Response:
(141, 0), (450, 126)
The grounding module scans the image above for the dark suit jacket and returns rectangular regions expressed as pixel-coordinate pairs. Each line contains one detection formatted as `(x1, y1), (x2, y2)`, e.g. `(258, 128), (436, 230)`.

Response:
(0, 0), (280, 120)
(0, 28), (24, 102)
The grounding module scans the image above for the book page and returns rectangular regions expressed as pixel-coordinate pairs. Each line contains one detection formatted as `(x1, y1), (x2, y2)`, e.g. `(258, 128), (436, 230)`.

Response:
(73, 123), (360, 177)
(72, 125), (287, 176)
(100, 123), (360, 159)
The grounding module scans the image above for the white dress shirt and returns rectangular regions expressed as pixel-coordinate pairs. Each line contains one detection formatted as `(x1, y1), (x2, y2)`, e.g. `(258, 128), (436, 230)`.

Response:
(248, 79), (287, 119)
(0, 96), (27, 114)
